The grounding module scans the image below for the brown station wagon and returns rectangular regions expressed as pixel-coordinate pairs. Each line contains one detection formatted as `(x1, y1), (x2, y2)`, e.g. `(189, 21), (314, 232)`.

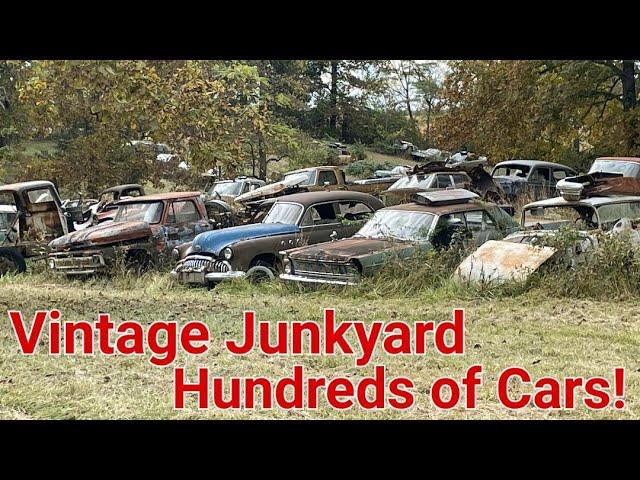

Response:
(170, 190), (385, 286)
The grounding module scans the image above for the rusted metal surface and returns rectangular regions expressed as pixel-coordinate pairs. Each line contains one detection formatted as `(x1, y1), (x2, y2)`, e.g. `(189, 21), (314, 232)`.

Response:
(116, 191), (202, 203)
(49, 220), (154, 249)
(454, 240), (557, 284)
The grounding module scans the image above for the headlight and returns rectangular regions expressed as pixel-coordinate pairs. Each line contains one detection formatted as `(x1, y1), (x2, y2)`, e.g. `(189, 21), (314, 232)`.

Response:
(222, 247), (233, 260)
(171, 248), (180, 261)
(283, 258), (292, 274)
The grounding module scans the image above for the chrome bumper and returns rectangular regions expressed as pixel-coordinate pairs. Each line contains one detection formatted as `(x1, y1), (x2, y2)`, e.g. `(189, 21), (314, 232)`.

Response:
(279, 273), (357, 286)
(171, 256), (245, 284)
(49, 252), (107, 274)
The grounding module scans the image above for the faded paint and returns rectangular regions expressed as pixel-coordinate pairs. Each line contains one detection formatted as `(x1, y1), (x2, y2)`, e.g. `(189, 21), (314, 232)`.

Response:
(454, 240), (557, 284)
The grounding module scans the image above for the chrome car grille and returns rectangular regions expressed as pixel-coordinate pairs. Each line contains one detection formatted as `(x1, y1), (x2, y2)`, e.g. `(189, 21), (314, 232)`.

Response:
(180, 256), (230, 273)
(292, 259), (356, 277)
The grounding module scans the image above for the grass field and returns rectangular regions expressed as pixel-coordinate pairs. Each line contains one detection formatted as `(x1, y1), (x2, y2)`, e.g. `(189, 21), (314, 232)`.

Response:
(0, 269), (638, 419)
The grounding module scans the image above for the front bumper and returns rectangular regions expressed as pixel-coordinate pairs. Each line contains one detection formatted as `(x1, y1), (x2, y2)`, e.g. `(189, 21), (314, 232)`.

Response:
(49, 251), (108, 275)
(171, 255), (245, 284)
(279, 273), (358, 286)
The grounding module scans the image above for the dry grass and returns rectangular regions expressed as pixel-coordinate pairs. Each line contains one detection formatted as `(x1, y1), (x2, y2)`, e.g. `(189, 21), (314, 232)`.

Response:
(0, 270), (638, 419)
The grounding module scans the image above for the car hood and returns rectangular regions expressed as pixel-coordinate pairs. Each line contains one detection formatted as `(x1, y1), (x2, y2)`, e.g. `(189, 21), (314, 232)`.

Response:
(49, 220), (153, 250)
(190, 222), (300, 256)
(286, 236), (410, 262)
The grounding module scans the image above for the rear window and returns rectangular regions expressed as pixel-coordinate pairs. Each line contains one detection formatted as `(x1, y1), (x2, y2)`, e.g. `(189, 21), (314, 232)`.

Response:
(27, 188), (55, 204)
(492, 165), (530, 178)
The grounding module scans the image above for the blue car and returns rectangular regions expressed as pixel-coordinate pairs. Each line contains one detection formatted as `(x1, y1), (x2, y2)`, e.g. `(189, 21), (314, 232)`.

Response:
(170, 190), (384, 286)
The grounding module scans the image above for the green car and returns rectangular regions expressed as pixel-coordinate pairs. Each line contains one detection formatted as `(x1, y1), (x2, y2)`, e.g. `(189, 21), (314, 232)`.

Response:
(279, 190), (519, 286)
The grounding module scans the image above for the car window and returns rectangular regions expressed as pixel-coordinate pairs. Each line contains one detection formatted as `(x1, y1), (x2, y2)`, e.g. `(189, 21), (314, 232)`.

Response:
(435, 174), (454, 188)
(301, 203), (339, 227)
(553, 169), (568, 181)
(597, 202), (640, 229)
(337, 201), (374, 222)
(27, 188), (55, 204)
(318, 170), (338, 186)
(530, 167), (551, 183)
(123, 188), (142, 197)
(464, 211), (484, 231)
(167, 200), (201, 224)
(451, 174), (469, 187)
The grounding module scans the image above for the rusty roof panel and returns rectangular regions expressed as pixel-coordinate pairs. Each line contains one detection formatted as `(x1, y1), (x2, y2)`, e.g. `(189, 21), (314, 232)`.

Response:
(454, 240), (556, 284)
(116, 191), (201, 203)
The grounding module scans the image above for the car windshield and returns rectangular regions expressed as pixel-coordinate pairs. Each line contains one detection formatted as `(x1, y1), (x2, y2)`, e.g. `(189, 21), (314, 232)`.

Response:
(114, 201), (164, 224)
(596, 202), (640, 230)
(0, 209), (17, 231)
(355, 209), (436, 242)
(263, 202), (303, 225)
(284, 170), (316, 186)
(493, 165), (530, 178)
(388, 174), (435, 191)
(210, 182), (242, 197)
(588, 159), (640, 177)
(523, 205), (598, 230)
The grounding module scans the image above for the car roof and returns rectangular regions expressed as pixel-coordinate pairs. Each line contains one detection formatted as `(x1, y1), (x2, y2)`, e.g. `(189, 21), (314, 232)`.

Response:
(116, 191), (202, 203)
(525, 195), (640, 209)
(273, 190), (383, 207)
(380, 199), (491, 215)
(286, 166), (341, 175)
(102, 184), (143, 193)
(0, 180), (57, 193)
(493, 160), (575, 170)
(595, 157), (640, 163)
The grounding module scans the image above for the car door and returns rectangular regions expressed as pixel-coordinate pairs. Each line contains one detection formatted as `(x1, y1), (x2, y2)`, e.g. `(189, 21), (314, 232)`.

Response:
(163, 199), (211, 248)
(463, 209), (503, 246)
(299, 202), (344, 244)
(335, 200), (376, 237)
(528, 167), (552, 199)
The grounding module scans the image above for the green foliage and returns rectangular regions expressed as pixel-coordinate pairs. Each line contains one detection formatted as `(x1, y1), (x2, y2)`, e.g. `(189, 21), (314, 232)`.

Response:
(344, 159), (393, 178)
(350, 142), (367, 160)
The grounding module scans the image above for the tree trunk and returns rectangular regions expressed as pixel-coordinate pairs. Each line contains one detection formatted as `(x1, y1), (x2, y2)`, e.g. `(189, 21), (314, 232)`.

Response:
(621, 60), (637, 111)
(341, 111), (349, 141)
(329, 61), (338, 134)
(257, 130), (267, 181)
(425, 103), (432, 147)
(621, 61), (638, 153)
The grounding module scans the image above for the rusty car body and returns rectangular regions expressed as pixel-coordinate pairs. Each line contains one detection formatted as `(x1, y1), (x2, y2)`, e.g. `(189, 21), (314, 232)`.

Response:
(279, 189), (520, 286)
(491, 160), (577, 201)
(454, 193), (640, 284)
(234, 166), (397, 205)
(48, 191), (214, 275)
(0, 181), (71, 275)
(170, 190), (385, 286)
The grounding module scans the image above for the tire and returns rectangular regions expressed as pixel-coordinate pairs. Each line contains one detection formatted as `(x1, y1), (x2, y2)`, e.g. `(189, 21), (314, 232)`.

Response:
(125, 250), (152, 273)
(0, 248), (27, 277)
(246, 260), (276, 283)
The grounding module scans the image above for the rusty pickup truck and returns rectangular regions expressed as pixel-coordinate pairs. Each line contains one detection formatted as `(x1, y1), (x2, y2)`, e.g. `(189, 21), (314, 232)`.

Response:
(48, 192), (215, 275)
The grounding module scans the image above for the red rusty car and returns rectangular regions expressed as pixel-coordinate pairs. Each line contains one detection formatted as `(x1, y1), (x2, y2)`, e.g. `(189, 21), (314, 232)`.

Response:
(48, 192), (215, 275)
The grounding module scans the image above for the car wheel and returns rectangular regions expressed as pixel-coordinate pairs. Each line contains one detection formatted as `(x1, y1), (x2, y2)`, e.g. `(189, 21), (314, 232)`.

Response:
(0, 248), (27, 277)
(246, 260), (276, 283)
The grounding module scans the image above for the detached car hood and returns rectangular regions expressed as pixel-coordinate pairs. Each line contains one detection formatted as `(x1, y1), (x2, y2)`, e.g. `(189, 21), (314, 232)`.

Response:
(286, 236), (409, 262)
(49, 220), (153, 250)
(191, 222), (300, 256)
(235, 174), (308, 204)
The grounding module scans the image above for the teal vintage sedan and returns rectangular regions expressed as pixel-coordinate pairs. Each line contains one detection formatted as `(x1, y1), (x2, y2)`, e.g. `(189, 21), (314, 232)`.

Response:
(279, 189), (519, 286)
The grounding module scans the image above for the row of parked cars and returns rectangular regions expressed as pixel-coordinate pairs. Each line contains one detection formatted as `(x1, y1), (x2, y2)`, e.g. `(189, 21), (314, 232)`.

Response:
(1, 156), (638, 286)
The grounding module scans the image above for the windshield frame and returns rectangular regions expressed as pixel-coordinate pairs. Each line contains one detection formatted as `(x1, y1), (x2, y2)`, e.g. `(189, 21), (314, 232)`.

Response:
(262, 201), (304, 226)
(113, 201), (165, 224)
(355, 209), (437, 242)
(210, 181), (243, 197)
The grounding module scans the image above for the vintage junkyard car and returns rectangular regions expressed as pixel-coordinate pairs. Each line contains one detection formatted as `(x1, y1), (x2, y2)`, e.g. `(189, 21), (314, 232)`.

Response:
(92, 184), (146, 224)
(48, 192), (214, 275)
(205, 176), (266, 204)
(455, 193), (640, 284)
(0, 181), (73, 275)
(491, 160), (577, 201)
(279, 189), (520, 286)
(170, 190), (385, 286)
(381, 170), (473, 205)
